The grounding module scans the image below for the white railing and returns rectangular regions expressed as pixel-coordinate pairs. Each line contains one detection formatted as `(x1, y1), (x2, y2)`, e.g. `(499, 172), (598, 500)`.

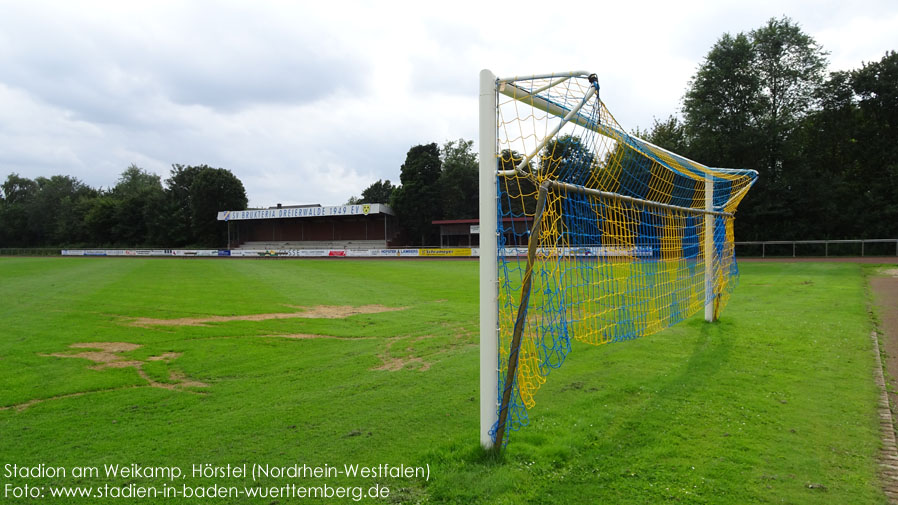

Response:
(735, 239), (898, 258)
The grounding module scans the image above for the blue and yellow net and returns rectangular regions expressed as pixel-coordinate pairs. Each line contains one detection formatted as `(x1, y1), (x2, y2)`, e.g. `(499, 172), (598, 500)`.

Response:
(491, 72), (757, 444)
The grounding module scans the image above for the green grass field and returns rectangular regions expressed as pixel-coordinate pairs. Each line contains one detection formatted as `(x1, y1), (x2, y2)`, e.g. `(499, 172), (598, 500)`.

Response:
(0, 257), (888, 504)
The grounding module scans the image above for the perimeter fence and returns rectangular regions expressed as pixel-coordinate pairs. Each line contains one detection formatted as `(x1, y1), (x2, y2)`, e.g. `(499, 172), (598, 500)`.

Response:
(735, 239), (898, 258)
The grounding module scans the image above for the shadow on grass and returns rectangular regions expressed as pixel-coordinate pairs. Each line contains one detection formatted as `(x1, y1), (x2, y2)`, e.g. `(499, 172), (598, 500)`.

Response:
(585, 320), (733, 451)
(428, 320), (732, 466)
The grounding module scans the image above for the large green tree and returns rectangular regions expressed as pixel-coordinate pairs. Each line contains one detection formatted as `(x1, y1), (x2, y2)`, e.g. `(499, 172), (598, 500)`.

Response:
(438, 138), (478, 219)
(0, 174), (39, 246)
(751, 17), (828, 178)
(787, 71), (860, 239)
(390, 143), (442, 245)
(682, 31), (761, 169)
(851, 51), (898, 237)
(106, 165), (168, 246)
(84, 194), (119, 246)
(0, 174), (98, 247)
(679, 17), (828, 240)
(166, 164), (207, 245)
(188, 167), (248, 247)
(30, 175), (98, 246)
(641, 115), (689, 155)
(539, 134), (594, 183)
(164, 164), (248, 246)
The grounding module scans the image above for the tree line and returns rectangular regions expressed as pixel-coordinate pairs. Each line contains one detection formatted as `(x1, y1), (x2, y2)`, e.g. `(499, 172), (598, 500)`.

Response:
(640, 17), (897, 241)
(0, 164), (247, 248)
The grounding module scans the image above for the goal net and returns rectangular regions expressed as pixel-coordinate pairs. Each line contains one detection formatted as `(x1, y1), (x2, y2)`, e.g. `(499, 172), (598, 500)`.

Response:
(478, 70), (758, 448)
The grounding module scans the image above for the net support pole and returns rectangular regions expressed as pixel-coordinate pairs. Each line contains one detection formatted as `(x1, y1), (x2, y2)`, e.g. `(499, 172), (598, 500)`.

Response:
(479, 69), (499, 449)
(704, 175), (715, 322)
(494, 181), (550, 448)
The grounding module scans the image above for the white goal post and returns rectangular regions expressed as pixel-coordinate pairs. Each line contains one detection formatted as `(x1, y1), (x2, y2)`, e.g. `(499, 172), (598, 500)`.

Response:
(478, 69), (499, 449)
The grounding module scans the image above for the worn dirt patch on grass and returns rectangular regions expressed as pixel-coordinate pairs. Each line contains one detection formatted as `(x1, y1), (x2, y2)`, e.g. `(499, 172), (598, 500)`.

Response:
(260, 333), (375, 341)
(9, 342), (209, 412)
(372, 337), (432, 372)
(147, 352), (182, 361)
(45, 342), (142, 368)
(258, 330), (475, 372)
(254, 332), (430, 370)
(127, 304), (404, 327)
(166, 371), (208, 388)
(73, 342), (140, 353)
(135, 369), (208, 390)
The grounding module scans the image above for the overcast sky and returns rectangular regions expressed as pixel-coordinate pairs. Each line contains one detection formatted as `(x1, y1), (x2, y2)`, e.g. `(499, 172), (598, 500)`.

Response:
(1, 1), (896, 208)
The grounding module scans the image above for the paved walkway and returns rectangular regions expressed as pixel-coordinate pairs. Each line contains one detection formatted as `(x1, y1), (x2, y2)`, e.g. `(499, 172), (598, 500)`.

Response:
(871, 271), (898, 501)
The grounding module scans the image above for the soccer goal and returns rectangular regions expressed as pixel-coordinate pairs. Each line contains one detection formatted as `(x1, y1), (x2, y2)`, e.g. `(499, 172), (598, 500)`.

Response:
(478, 70), (758, 448)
